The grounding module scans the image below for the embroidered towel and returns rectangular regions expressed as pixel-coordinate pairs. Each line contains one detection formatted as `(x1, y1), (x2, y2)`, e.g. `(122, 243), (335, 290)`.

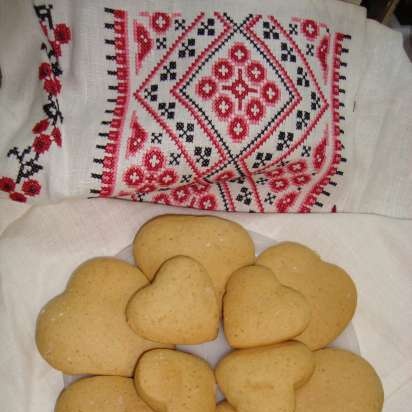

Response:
(0, 0), (411, 215)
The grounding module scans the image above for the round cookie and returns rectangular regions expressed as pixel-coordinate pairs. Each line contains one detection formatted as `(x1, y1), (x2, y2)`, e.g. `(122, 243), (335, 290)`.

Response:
(135, 349), (216, 412)
(127, 256), (219, 344)
(133, 215), (255, 304)
(55, 376), (154, 412)
(216, 402), (236, 412)
(36, 258), (171, 376)
(215, 341), (315, 412)
(295, 349), (384, 412)
(223, 265), (311, 348)
(257, 242), (357, 350)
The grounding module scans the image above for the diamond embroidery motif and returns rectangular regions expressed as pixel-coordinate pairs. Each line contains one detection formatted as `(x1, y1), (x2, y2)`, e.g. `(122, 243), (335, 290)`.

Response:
(173, 18), (300, 161)
(124, 11), (347, 213)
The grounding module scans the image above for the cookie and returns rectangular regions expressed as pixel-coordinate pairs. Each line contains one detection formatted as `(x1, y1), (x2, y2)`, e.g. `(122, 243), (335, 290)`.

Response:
(127, 256), (219, 344)
(216, 341), (315, 412)
(257, 242), (357, 349)
(36, 258), (171, 376)
(216, 402), (236, 412)
(223, 265), (311, 348)
(133, 215), (255, 304)
(295, 348), (384, 412)
(135, 349), (216, 412)
(55, 376), (153, 412)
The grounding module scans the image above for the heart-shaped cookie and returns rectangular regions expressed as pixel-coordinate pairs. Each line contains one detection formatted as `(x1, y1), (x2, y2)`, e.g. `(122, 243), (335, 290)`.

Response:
(295, 349), (384, 412)
(133, 215), (255, 305)
(36, 258), (171, 376)
(216, 341), (315, 412)
(223, 265), (311, 348)
(135, 349), (216, 412)
(216, 402), (236, 412)
(127, 256), (219, 344)
(257, 242), (357, 350)
(55, 376), (154, 412)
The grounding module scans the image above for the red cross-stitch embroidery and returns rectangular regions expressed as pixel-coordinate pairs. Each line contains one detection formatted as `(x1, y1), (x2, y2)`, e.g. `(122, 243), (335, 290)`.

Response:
(91, 8), (350, 213)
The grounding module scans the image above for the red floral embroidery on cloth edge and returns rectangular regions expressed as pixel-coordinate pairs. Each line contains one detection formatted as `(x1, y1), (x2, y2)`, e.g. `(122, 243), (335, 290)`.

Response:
(1, 4), (71, 203)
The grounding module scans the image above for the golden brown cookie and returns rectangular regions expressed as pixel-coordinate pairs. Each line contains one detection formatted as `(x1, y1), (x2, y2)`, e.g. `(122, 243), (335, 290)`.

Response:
(127, 256), (219, 344)
(215, 341), (315, 412)
(216, 401), (236, 412)
(135, 349), (216, 412)
(133, 215), (255, 304)
(36, 258), (171, 376)
(295, 349), (384, 412)
(223, 265), (311, 348)
(257, 242), (357, 349)
(55, 376), (153, 412)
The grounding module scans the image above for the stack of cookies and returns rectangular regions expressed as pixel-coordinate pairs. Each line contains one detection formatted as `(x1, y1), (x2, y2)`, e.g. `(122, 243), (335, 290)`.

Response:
(35, 215), (384, 412)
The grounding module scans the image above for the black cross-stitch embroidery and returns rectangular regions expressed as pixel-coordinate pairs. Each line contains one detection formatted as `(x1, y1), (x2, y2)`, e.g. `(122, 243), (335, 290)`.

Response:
(277, 131), (294, 150)
(236, 186), (253, 205)
(158, 102), (176, 119)
(197, 18), (215, 36)
(194, 146), (212, 167)
(263, 21), (279, 39)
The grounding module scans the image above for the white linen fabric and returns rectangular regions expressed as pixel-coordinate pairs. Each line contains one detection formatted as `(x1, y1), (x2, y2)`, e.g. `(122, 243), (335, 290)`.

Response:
(0, 198), (411, 412)
(0, 0), (411, 216)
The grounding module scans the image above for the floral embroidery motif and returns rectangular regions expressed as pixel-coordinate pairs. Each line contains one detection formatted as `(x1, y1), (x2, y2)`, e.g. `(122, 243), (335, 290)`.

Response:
(1, 4), (71, 202)
(194, 42), (283, 141)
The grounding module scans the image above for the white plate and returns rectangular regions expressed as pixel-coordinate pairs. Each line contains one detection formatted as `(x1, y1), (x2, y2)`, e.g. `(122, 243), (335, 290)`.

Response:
(63, 231), (360, 401)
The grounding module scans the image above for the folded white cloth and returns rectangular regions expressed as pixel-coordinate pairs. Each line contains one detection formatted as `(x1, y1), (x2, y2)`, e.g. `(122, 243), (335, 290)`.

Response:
(0, 198), (411, 412)
(0, 0), (411, 216)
